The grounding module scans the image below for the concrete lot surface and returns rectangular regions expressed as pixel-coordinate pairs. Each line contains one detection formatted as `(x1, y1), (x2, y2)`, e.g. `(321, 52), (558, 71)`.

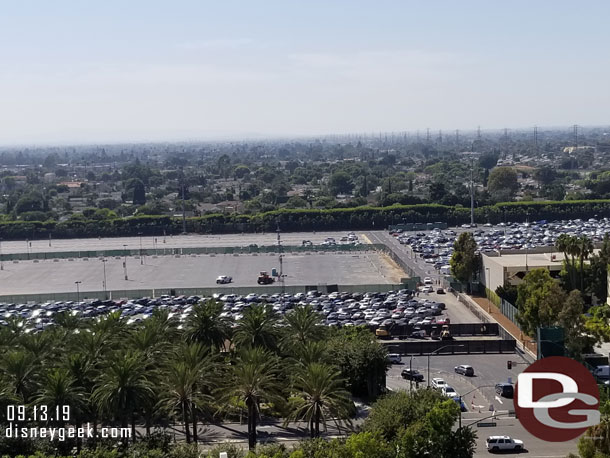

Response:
(1, 231), (360, 254)
(0, 252), (403, 295)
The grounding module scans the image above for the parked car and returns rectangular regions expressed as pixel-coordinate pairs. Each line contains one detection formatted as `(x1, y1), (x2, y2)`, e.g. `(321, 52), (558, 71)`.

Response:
(442, 385), (457, 397)
(401, 369), (424, 382)
(410, 328), (426, 339)
(216, 275), (232, 284)
(431, 378), (447, 390)
(495, 383), (514, 398)
(436, 288), (445, 294)
(593, 365), (610, 380)
(388, 353), (402, 364)
(451, 396), (468, 412)
(486, 436), (524, 452)
(454, 364), (475, 376)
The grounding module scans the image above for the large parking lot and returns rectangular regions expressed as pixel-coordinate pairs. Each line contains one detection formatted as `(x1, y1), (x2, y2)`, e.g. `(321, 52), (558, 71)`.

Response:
(0, 231), (363, 255)
(0, 252), (403, 295)
(391, 217), (610, 273)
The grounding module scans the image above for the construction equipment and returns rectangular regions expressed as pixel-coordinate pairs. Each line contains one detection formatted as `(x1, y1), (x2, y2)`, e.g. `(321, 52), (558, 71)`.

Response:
(376, 325), (391, 339)
(257, 271), (274, 285)
(440, 324), (452, 341)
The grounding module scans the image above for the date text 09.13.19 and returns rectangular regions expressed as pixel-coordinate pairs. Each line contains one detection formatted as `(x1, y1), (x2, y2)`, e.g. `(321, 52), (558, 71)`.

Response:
(6, 405), (71, 422)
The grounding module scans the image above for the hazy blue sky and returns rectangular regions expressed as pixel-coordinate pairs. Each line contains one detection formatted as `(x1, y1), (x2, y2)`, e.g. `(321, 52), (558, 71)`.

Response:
(0, 0), (609, 144)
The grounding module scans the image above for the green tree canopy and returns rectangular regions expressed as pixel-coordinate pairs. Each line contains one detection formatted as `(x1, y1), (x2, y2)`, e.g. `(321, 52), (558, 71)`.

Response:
(516, 268), (566, 336)
(487, 167), (518, 202)
(450, 232), (478, 285)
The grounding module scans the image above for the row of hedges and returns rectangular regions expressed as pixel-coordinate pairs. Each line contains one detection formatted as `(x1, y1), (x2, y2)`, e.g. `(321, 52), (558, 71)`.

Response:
(1, 200), (610, 240)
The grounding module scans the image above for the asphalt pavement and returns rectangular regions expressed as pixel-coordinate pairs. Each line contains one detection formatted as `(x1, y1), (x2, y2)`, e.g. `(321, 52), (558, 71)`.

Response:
(387, 354), (579, 457)
(0, 251), (403, 295)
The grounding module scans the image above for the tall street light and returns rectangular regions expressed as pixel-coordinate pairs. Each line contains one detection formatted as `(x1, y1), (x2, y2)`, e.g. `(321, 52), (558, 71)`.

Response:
(427, 344), (465, 387)
(75, 281), (82, 304)
(123, 244), (129, 280)
(102, 258), (108, 299)
(138, 232), (144, 265)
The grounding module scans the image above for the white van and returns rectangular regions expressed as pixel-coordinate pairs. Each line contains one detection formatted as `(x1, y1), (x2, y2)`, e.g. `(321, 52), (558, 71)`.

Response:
(593, 365), (610, 380)
(388, 353), (402, 364)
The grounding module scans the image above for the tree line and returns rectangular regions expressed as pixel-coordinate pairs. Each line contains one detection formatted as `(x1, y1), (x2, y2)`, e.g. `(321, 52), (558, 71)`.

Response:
(3, 200), (610, 241)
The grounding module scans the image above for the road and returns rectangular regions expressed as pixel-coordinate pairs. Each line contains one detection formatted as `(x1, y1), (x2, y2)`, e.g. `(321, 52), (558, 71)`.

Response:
(387, 354), (579, 457)
(365, 230), (446, 286)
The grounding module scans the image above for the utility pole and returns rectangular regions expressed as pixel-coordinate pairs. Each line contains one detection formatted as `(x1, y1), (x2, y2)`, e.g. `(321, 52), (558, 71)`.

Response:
(470, 157), (475, 226)
(573, 124), (579, 147)
(123, 244), (128, 281)
(75, 281), (82, 304)
(181, 181), (187, 234)
(426, 128), (431, 143)
(277, 222), (285, 293)
(477, 125), (481, 141)
(102, 258), (107, 299)
(533, 125), (538, 151)
(138, 232), (144, 265)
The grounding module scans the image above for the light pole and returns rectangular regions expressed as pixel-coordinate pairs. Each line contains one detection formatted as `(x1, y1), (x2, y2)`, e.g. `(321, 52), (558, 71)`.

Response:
(409, 356), (414, 391)
(138, 232), (143, 265)
(123, 244), (128, 280)
(75, 281), (82, 304)
(427, 344), (465, 387)
(102, 258), (107, 299)
(0, 237), (3, 271)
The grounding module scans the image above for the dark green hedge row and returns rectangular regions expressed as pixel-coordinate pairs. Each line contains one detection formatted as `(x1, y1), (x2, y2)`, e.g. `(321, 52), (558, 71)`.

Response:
(1, 200), (610, 240)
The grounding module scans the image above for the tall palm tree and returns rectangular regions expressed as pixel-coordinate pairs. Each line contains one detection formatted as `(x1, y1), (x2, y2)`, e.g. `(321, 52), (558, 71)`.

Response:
(92, 350), (155, 444)
(34, 368), (86, 427)
(161, 342), (218, 444)
(1, 350), (38, 402)
(233, 304), (280, 351)
(54, 311), (82, 331)
(282, 306), (325, 349)
(566, 235), (581, 289)
(89, 310), (127, 343)
(161, 361), (199, 443)
(219, 347), (282, 449)
(579, 235), (594, 292)
(284, 363), (352, 438)
(64, 352), (98, 446)
(185, 299), (231, 350)
(290, 341), (329, 367)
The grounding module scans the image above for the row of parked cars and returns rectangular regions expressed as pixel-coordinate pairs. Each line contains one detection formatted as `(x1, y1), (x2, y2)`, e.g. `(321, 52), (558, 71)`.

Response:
(391, 217), (610, 272)
(1, 289), (447, 333)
